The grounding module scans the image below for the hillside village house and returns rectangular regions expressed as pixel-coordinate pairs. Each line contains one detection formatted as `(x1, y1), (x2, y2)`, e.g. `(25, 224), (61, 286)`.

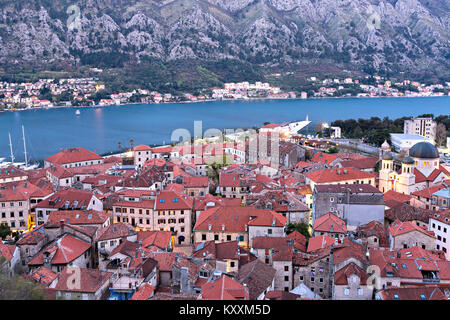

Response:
(53, 267), (113, 300)
(428, 211), (450, 259)
(193, 207), (286, 248)
(305, 167), (376, 191)
(34, 188), (103, 226)
(44, 147), (104, 169)
(0, 166), (28, 184)
(312, 184), (385, 231)
(133, 145), (153, 168)
(388, 220), (436, 250)
(0, 188), (31, 231)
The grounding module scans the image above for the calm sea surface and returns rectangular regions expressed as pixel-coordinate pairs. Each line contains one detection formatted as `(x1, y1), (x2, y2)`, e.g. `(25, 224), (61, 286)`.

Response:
(0, 96), (449, 162)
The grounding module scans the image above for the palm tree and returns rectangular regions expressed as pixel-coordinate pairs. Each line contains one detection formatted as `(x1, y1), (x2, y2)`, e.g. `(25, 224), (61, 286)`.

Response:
(129, 138), (134, 150)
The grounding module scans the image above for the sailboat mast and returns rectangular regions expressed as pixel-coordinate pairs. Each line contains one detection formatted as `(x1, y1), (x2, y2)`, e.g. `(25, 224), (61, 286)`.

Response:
(8, 132), (15, 163)
(22, 126), (28, 167)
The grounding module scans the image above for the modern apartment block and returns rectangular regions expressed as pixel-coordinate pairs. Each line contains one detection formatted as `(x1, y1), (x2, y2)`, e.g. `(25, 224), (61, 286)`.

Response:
(404, 117), (437, 142)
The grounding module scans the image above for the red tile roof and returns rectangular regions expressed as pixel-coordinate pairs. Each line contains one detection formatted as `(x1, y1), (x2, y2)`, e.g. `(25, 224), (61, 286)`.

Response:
(45, 147), (103, 165)
(137, 230), (172, 250)
(47, 210), (109, 226)
(388, 220), (435, 238)
(130, 283), (155, 300)
(306, 235), (335, 252)
(194, 207), (285, 232)
(54, 267), (112, 293)
(306, 167), (375, 184)
(154, 190), (193, 210)
(340, 157), (379, 170)
(384, 190), (413, 203)
(334, 263), (369, 285)
(29, 266), (58, 286)
(134, 145), (152, 151)
(34, 188), (96, 210)
(28, 234), (91, 266)
(96, 223), (136, 241)
(201, 274), (249, 300)
(411, 185), (446, 199)
(313, 213), (347, 234)
(0, 243), (15, 261)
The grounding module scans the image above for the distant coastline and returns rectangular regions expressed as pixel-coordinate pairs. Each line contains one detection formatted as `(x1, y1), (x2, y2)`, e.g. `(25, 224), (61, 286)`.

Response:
(2, 93), (449, 114)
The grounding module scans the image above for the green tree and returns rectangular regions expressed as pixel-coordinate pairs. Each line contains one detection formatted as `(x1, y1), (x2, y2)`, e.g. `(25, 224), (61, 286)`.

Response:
(286, 222), (311, 239)
(327, 146), (339, 154)
(0, 223), (11, 239)
(0, 273), (46, 300)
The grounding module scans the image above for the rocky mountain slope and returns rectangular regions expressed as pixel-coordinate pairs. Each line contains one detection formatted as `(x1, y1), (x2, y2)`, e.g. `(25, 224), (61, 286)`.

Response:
(0, 0), (448, 78)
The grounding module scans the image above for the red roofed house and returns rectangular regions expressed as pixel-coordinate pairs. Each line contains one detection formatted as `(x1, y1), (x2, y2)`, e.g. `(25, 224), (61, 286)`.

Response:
(27, 233), (93, 273)
(200, 274), (249, 300)
(0, 166), (28, 184)
(53, 267), (113, 300)
(154, 190), (194, 245)
(307, 235), (335, 253)
(369, 246), (450, 288)
(428, 211), (450, 260)
(333, 263), (372, 300)
(133, 145), (153, 168)
(313, 213), (347, 243)
(0, 187), (32, 231)
(34, 188), (103, 227)
(331, 240), (372, 300)
(130, 283), (155, 300)
(219, 172), (253, 199)
(0, 243), (19, 276)
(306, 167), (376, 190)
(44, 147), (104, 169)
(193, 206), (286, 248)
(96, 223), (138, 269)
(388, 219), (436, 250)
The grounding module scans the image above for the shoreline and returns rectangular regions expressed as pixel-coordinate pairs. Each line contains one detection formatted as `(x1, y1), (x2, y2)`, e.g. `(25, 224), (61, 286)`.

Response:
(2, 93), (449, 113)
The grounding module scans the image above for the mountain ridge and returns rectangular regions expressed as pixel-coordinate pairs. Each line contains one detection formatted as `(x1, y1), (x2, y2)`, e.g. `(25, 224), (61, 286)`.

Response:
(0, 0), (448, 79)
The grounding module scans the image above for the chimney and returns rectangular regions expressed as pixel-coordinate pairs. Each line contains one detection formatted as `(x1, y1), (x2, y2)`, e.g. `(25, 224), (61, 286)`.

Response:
(221, 224), (225, 231)
(272, 217), (276, 227)
(208, 224), (212, 231)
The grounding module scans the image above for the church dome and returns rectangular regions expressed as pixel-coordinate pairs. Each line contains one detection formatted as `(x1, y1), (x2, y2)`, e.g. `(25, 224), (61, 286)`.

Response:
(402, 156), (414, 164)
(382, 153), (393, 160)
(409, 142), (439, 159)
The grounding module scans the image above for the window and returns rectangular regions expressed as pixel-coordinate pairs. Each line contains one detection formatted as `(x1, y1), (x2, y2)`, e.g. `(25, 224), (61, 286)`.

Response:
(110, 240), (115, 246)
(268, 229), (272, 235)
(202, 234), (206, 241)
(214, 234), (219, 241)
(284, 276), (289, 281)
(226, 235), (231, 241)
(284, 266), (289, 272)
(344, 288), (349, 296)
(311, 277), (315, 282)
(230, 261), (235, 268)
(358, 288), (363, 296)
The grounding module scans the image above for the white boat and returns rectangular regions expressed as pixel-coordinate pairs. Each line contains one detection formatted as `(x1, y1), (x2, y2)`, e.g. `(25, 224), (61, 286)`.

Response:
(6, 126), (40, 170)
(76, 109), (81, 115)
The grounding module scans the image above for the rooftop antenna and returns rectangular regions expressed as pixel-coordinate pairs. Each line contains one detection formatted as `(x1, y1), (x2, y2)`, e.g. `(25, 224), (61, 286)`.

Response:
(8, 132), (15, 163)
(22, 125), (28, 167)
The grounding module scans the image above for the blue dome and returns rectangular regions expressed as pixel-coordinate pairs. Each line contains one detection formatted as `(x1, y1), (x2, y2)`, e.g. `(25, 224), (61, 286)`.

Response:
(409, 142), (439, 159)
